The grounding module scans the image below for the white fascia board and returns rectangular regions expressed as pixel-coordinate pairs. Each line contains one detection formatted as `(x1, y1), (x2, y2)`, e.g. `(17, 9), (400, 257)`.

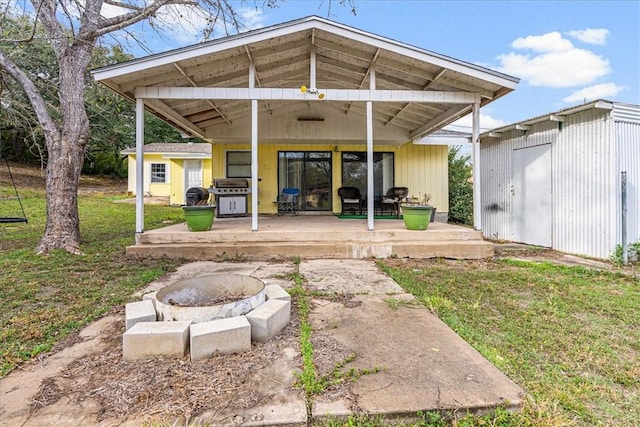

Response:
(482, 99), (615, 137)
(414, 135), (472, 145)
(161, 153), (209, 159)
(136, 87), (480, 104)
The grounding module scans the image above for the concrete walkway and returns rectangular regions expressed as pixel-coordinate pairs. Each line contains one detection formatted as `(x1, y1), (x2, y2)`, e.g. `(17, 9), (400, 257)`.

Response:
(0, 260), (523, 426)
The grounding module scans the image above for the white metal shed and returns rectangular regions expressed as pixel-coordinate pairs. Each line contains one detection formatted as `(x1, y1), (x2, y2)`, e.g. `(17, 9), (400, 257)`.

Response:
(479, 100), (640, 260)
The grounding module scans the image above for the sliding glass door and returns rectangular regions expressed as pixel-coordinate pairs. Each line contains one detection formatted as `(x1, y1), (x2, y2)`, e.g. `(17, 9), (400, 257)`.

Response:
(341, 152), (394, 199)
(278, 151), (332, 211)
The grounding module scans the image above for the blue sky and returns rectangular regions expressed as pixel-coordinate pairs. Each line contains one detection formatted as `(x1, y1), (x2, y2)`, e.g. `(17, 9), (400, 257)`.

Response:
(114, 0), (639, 132)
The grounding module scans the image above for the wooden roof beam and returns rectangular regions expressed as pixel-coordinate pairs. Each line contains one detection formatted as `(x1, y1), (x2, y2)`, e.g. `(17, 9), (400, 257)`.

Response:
(173, 63), (232, 125)
(245, 46), (273, 115)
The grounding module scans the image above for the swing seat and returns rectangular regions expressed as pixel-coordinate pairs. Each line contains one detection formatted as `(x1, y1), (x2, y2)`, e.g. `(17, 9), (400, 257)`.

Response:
(0, 217), (27, 223)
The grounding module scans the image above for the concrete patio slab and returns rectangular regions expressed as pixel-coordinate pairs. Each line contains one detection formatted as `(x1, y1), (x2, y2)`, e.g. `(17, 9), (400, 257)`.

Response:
(127, 216), (494, 261)
(310, 295), (524, 421)
(0, 259), (523, 426)
(300, 258), (405, 295)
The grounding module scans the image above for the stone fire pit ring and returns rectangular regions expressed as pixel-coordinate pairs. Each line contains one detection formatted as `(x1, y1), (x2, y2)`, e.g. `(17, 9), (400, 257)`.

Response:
(154, 274), (266, 323)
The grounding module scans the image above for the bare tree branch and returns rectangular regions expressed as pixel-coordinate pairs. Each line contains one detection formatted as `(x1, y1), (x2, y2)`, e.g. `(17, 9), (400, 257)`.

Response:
(102, 0), (144, 12)
(0, 48), (58, 139)
(95, 0), (192, 37)
(33, 0), (69, 58)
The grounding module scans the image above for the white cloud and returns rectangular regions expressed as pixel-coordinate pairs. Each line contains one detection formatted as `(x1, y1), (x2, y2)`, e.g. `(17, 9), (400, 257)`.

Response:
(567, 28), (609, 45)
(496, 31), (611, 88)
(446, 113), (508, 132)
(238, 8), (267, 32)
(511, 32), (574, 52)
(562, 83), (624, 103)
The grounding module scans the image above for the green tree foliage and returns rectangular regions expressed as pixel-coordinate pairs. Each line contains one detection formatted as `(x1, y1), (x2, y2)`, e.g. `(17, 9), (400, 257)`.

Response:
(1, 16), (185, 177)
(448, 146), (473, 226)
(0, 14), (54, 163)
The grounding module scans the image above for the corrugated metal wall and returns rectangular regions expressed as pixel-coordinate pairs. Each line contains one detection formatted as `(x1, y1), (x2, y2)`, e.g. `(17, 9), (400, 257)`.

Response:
(616, 120), (640, 249)
(553, 109), (616, 259)
(480, 122), (558, 242)
(481, 103), (640, 259)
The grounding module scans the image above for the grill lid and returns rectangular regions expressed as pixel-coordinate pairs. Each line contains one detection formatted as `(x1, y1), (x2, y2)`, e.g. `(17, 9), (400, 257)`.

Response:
(214, 178), (249, 188)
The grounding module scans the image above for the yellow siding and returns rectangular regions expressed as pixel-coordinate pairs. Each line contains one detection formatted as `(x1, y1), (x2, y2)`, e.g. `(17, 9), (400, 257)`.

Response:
(170, 158), (213, 205)
(396, 144), (449, 212)
(126, 154), (212, 205)
(211, 143), (448, 214)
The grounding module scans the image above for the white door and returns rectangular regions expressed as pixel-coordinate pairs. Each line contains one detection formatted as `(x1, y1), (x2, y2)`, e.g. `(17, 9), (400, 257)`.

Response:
(184, 160), (203, 192)
(512, 144), (552, 247)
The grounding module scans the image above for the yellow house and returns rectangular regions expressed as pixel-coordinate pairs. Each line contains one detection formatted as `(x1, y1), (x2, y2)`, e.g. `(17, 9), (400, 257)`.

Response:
(94, 16), (518, 233)
(121, 143), (212, 205)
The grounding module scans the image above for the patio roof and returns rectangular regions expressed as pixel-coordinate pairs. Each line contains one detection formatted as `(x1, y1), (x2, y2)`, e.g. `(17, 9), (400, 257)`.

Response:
(92, 16), (519, 145)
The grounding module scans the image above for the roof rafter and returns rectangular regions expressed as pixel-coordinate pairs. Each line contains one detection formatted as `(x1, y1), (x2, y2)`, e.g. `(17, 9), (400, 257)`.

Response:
(173, 63), (232, 125)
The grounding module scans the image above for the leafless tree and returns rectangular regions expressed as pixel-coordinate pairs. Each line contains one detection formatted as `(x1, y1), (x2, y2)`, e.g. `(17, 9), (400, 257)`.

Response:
(0, 0), (355, 254)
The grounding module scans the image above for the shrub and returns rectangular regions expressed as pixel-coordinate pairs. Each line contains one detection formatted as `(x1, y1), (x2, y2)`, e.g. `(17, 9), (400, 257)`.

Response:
(448, 146), (473, 226)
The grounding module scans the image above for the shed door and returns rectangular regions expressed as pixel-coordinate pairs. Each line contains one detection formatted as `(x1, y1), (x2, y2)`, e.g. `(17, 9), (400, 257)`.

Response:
(184, 160), (203, 192)
(512, 144), (552, 247)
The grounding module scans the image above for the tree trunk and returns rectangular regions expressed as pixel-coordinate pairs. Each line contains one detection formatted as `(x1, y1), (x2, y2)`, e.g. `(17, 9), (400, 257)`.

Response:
(35, 52), (91, 255)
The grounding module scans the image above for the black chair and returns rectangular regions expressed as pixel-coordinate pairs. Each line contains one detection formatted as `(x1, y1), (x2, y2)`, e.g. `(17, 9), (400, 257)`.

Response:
(337, 187), (363, 215)
(381, 187), (408, 217)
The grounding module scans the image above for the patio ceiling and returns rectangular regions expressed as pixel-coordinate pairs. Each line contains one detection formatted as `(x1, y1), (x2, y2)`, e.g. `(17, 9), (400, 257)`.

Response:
(93, 16), (519, 144)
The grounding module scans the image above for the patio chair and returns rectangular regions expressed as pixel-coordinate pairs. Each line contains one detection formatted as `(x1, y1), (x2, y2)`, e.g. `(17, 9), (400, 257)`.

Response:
(381, 187), (408, 217)
(274, 188), (300, 215)
(337, 186), (363, 215)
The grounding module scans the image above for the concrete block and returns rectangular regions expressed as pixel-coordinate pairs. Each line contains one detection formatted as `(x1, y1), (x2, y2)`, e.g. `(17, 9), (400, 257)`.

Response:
(122, 321), (191, 360)
(142, 291), (158, 311)
(265, 284), (290, 302)
(190, 317), (251, 361)
(246, 299), (291, 343)
(125, 300), (156, 330)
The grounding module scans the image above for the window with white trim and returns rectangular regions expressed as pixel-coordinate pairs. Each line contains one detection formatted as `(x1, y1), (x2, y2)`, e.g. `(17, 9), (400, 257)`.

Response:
(150, 163), (167, 183)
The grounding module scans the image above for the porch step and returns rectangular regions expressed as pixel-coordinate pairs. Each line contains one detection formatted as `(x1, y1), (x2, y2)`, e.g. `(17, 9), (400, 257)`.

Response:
(136, 228), (485, 245)
(126, 240), (493, 261)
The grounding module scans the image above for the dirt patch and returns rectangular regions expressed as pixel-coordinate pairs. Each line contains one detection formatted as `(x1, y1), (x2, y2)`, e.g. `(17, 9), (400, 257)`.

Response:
(10, 312), (300, 426)
(1, 161), (126, 194)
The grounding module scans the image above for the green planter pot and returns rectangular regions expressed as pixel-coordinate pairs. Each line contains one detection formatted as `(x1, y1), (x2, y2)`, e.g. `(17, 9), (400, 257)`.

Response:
(400, 205), (433, 230)
(182, 205), (215, 231)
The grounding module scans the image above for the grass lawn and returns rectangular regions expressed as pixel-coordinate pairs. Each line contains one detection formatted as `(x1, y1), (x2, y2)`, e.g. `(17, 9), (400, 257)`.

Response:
(1, 179), (185, 376)
(379, 258), (639, 426)
(1, 170), (638, 425)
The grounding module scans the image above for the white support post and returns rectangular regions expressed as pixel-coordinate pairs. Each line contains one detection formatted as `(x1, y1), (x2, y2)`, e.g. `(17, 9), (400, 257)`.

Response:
(250, 62), (259, 231)
(310, 46), (316, 89)
(472, 100), (481, 231)
(367, 101), (374, 231)
(135, 98), (145, 234)
(366, 66), (376, 231)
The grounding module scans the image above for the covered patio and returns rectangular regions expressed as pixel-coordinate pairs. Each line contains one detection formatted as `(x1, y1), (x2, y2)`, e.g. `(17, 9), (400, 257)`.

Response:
(92, 16), (518, 259)
(128, 215), (492, 260)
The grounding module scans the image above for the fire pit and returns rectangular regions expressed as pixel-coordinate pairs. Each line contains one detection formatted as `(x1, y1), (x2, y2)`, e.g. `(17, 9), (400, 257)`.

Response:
(123, 273), (290, 361)
(155, 274), (266, 323)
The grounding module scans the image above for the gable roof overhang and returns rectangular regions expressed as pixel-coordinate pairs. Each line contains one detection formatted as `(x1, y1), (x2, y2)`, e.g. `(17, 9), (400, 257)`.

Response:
(92, 16), (519, 145)
(480, 99), (616, 140)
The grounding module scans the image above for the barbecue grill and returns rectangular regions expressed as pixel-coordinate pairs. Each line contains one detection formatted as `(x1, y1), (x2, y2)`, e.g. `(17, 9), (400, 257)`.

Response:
(209, 178), (250, 217)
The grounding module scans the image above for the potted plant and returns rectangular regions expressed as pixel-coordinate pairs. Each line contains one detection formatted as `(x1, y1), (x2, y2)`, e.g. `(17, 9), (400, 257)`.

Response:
(182, 200), (216, 231)
(400, 193), (434, 230)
